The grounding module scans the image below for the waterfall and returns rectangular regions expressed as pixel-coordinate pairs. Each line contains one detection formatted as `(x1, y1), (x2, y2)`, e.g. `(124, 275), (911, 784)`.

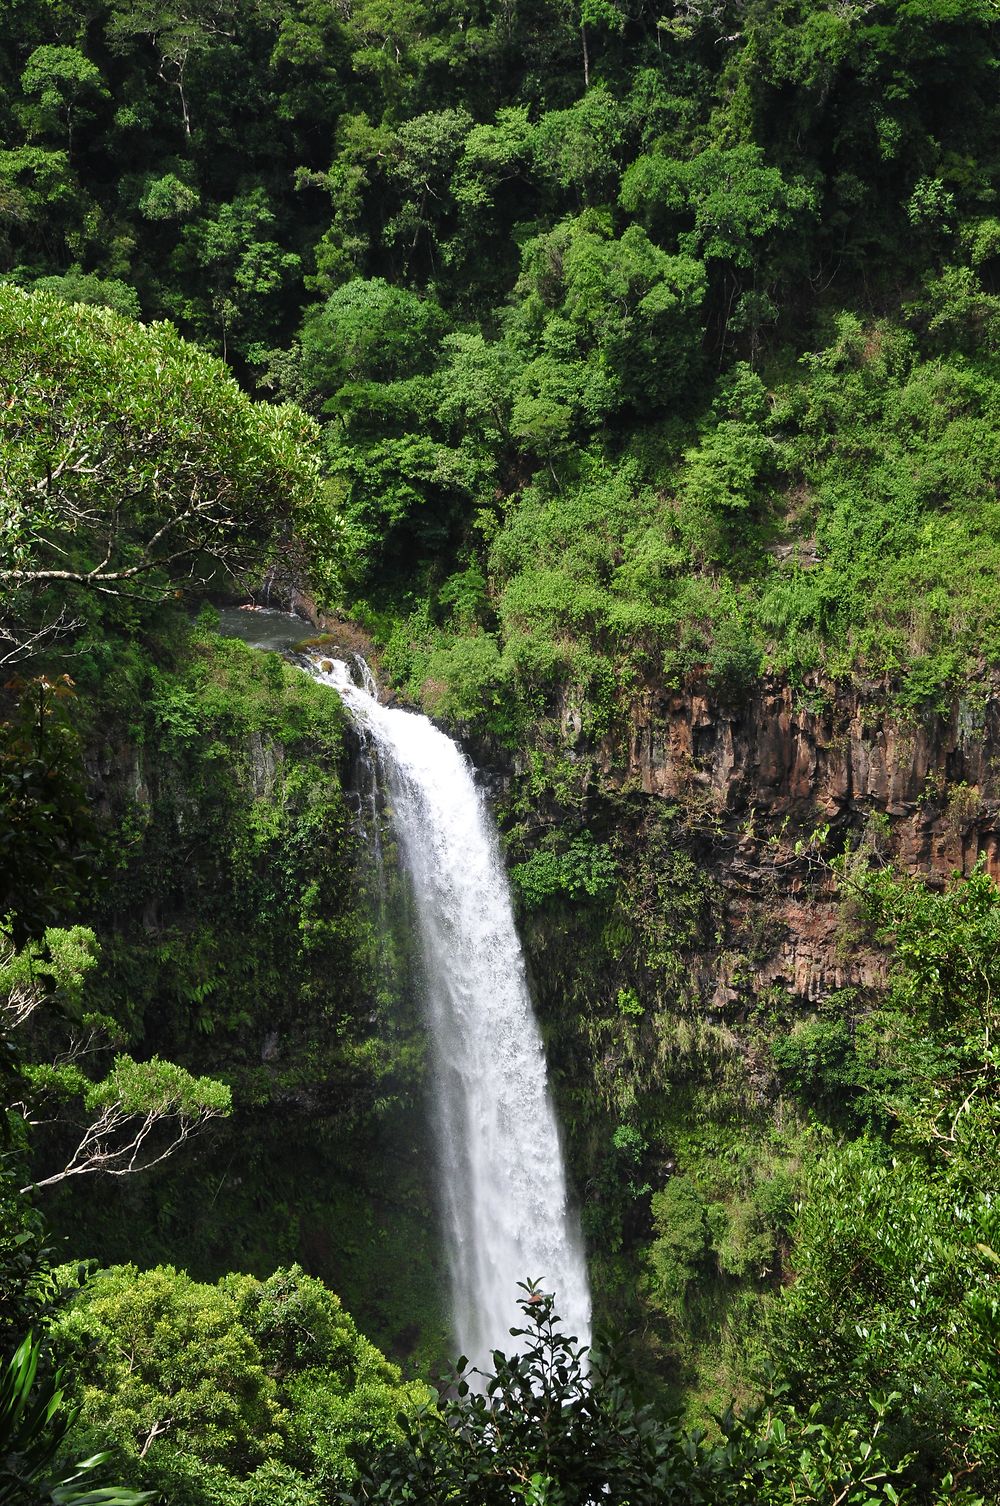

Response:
(308, 657), (591, 1368)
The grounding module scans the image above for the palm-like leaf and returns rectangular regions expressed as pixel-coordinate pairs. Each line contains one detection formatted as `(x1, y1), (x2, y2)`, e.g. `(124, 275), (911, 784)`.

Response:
(0, 1335), (153, 1505)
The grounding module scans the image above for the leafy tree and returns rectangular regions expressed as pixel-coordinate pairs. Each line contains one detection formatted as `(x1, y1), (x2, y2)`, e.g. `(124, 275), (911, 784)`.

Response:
(18, 46), (108, 160)
(642, 1177), (713, 1320)
(52, 1264), (428, 1505)
(28, 268), (141, 319)
(621, 146), (815, 270)
(137, 171), (200, 224)
(0, 288), (323, 663)
(621, 144), (816, 354)
(510, 832), (616, 910)
(531, 84), (624, 203)
(770, 1141), (999, 1497)
(508, 213), (707, 434)
(169, 189), (301, 357)
(453, 105), (534, 251)
(2, 924), (232, 1195)
(107, 0), (239, 139)
(0, 146), (87, 274)
(299, 277), (444, 394)
(22, 1055), (232, 1192)
(380, 107), (472, 273)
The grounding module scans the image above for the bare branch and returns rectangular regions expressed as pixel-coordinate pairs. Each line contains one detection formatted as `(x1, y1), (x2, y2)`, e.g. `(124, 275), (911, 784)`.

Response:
(0, 607), (83, 666)
(138, 1417), (175, 1459)
(21, 1101), (226, 1193)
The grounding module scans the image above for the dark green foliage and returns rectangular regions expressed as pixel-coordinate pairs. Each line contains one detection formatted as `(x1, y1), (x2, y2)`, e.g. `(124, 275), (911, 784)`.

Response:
(0, 678), (97, 945)
(37, 628), (447, 1368)
(351, 1284), (930, 1505)
(770, 1020), (864, 1124)
(0, 1176), (54, 1358)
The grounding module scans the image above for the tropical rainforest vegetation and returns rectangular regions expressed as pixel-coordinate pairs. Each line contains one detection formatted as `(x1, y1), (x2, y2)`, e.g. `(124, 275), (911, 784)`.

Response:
(3, 0), (1000, 1500)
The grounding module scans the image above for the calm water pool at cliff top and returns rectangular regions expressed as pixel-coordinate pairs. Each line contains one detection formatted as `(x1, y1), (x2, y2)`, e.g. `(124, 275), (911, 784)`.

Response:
(214, 605), (313, 653)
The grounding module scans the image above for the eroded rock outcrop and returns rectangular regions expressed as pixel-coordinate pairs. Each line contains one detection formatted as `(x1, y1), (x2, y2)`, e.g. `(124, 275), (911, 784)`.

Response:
(591, 674), (1000, 1008)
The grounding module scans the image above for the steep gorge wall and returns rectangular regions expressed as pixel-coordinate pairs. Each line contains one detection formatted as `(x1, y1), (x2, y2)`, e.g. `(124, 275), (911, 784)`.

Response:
(496, 671), (1000, 1364)
(50, 632), (449, 1370)
(584, 673), (1000, 1009)
(70, 639), (1000, 1371)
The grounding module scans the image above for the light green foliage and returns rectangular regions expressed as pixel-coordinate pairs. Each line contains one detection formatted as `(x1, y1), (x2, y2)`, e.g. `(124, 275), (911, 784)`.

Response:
(771, 1144), (997, 1495)
(753, 321), (1000, 696)
(19, 46), (107, 156)
(425, 306), (1000, 738)
(510, 832), (616, 911)
(27, 267), (141, 319)
(643, 1177), (712, 1317)
(390, 459), (692, 738)
(616, 987), (643, 1017)
(138, 172), (200, 222)
(677, 364), (775, 559)
(301, 279), (443, 391)
(53, 1263), (427, 1506)
(509, 212), (707, 425)
(0, 1332), (152, 1506)
(1, 924), (97, 1018)
(621, 146), (816, 271)
(82, 1055), (231, 1118)
(0, 289), (324, 659)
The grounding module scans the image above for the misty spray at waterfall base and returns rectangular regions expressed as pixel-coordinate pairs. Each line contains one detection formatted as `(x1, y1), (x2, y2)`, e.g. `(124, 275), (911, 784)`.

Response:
(308, 657), (591, 1369)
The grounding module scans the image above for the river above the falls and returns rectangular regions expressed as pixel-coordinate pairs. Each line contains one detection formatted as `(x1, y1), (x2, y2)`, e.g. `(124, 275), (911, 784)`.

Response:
(215, 604), (314, 652)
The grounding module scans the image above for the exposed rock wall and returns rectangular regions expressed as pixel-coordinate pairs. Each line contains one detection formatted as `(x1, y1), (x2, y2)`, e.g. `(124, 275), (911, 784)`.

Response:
(589, 675), (1000, 1011)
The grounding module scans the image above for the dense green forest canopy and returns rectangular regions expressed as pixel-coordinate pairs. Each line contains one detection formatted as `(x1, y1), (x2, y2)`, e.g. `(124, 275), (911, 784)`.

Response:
(4, 0), (1000, 726)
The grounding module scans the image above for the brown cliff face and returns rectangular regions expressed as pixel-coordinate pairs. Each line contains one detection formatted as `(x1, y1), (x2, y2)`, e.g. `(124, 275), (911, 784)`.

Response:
(590, 675), (1000, 1009)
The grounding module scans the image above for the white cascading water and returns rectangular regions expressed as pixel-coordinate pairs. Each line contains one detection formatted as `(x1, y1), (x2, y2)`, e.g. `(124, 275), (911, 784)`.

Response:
(309, 657), (592, 1368)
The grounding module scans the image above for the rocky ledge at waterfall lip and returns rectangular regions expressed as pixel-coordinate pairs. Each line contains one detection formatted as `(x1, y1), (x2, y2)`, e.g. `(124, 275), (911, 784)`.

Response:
(289, 640), (1000, 1008)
